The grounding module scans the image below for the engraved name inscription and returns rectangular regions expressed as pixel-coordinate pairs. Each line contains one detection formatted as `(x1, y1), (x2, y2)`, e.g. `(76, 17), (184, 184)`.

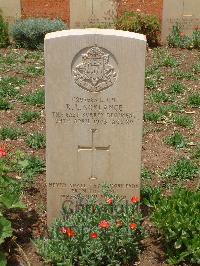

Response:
(52, 97), (136, 126)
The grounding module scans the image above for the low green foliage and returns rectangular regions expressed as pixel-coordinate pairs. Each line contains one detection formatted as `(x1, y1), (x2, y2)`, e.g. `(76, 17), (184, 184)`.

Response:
(162, 158), (199, 180)
(116, 11), (160, 46)
(173, 114), (193, 128)
(159, 105), (183, 116)
(0, 127), (24, 140)
(154, 49), (179, 68)
(0, 77), (27, 98)
(144, 111), (162, 122)
(141, 167), (152, 180)
(145, 66), (163, 90)
(172, 69), (197, 81)
(0, 99), (11, 110)
(26, 132), (46, 149)
(23, 89), (45, 106)
(0, 12), (9, 48)
(192, 62), (200, 74)
(141, 186), (162, 208)
(11, 151), (45, 185)
(35, 185), (144, 265)
(152, 188), (200, 265)
(11, 18), (66, 49)
(168, 82), (185, 95)
(191, 145), (200, 160)
(188, 93), (200, 108)
(17, 111), (40, 124)
(168, 23), (200, 49)
(23, 65), (44, 76)
(145, 78), (157, 90)
(150, 91), (171, 103)
(0, 155), (24, 265)
(164, 132), (187, 149)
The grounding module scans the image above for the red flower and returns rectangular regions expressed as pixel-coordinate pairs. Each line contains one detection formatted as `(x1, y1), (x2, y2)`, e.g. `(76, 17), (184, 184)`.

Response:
(106, 198), (113, 205)
(180, 32), (185, 37)
(66, 228), (75, 238)
(131, 196), (139, 203)
(59, 226), (75, 238)
(129, 223), (137, 230)
(90, 232), (98, 239)
(98, 220), (110, 229)
(0, 148), (6, 158)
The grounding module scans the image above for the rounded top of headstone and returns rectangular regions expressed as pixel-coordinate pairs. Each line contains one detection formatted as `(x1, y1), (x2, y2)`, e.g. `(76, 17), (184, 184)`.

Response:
(45, 29), (146, 42)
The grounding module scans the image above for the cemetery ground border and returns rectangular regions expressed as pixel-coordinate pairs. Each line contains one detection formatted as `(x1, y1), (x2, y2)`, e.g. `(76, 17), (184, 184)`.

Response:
(0, 46), (199, 266)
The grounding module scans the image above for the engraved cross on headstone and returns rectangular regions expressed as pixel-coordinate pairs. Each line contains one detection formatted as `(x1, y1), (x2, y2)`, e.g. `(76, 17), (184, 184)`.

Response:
(78, 129), (110, 181)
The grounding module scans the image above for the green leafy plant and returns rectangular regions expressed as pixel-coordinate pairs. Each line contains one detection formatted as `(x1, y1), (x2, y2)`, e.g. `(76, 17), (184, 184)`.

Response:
(0, 148), (24, 265)
(172, 69), (197, 81)
(152, 188), (200, 265)
(162, 158), (199, 180)
(168, 82), (185, 95)
(0, 77), (27, 98)
(17, 111), (40, 124)
(0, 11), (9, 47)
(11, 18), (66, 49)
(141, 186), (162, 208)
(0, 127), (24, 140)
(23, 89), (45, 106)
(154, 49), (179, 68)
(0, 99), (11, 110)
(173, 114), (193, 128)
(23, 65), (44, 76)
(164, 132), (187, 149)
(116, 11), (160, 46)
(159, 105), (183, 116)
(10, 151), (45, 184)
(141, 167), (152, 180)
(150, 91), (171, 103)
(144, 111), (162, 122)
(35, 185), (145, 265)
(192, 61), (200, 74)
(188, 93), (200, 108)
(26, 132), (46, 149)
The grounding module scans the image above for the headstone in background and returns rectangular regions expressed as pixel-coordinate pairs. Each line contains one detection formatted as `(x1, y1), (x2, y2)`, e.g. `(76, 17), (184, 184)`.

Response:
(70, 0), (116, 28)
(0, 0), (21, 23)
(162, 0), (200, 43)
(45, 29), (146, 225)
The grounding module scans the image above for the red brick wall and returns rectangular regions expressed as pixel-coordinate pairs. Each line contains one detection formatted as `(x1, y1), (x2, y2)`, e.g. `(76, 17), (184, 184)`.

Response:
(21, 0), (163, 27)
(21, 0), (70, 25)
(117, 0), (163, 21)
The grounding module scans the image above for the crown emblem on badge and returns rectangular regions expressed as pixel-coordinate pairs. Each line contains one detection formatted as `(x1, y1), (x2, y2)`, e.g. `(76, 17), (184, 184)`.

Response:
(73, 46), (117, 93)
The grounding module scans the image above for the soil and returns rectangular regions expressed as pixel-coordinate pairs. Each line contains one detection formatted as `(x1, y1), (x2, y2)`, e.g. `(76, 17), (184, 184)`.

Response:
(0, 46), (199, 266)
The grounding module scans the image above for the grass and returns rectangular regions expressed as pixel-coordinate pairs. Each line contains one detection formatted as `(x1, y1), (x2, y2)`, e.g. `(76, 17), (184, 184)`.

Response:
(164, 132), (187, 149)
(162, 158), (199, 180)
(141, 167), (152, 180)
(0, 77), (28, 98)
(23, 65), (44, 77)
(172, 69), (197, 80)
(150, 91), (171, 103)
(173, 114), (193, 128)
(188, 93), (200, 108)
(0, 99), (12, 110)
(192, 62), (200, 74)
(17, 111), (41, 124)
(26, 133), (46, 149)
(144, 112), (163, 122)
(168, 82), (185, 95)
(23, 89), (45, 106)
(145, 79), (157, 90)
(159, 105), (183, 116)
(0, 127), (24, 140)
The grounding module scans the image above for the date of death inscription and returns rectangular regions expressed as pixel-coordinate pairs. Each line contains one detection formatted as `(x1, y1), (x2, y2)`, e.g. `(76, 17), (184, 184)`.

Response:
(51, 97), (136, 126)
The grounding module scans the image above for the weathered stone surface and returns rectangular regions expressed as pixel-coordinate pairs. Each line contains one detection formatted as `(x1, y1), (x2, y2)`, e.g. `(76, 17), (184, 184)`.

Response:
(162, 0), (200, 42)
(0, 0), (21, 23)
(70, 0), (116, 28)
(45, 29), (146, 225)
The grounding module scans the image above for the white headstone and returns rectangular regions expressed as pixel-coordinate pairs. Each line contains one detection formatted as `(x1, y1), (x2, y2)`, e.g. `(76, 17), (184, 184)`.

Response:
(70, 0), (116, 28)
(45, 29), (146, 225)
(162, 0), (200, 42)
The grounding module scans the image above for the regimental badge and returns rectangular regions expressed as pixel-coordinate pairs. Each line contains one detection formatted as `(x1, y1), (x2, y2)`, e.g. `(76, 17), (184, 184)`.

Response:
(73, 46), (117, 93)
